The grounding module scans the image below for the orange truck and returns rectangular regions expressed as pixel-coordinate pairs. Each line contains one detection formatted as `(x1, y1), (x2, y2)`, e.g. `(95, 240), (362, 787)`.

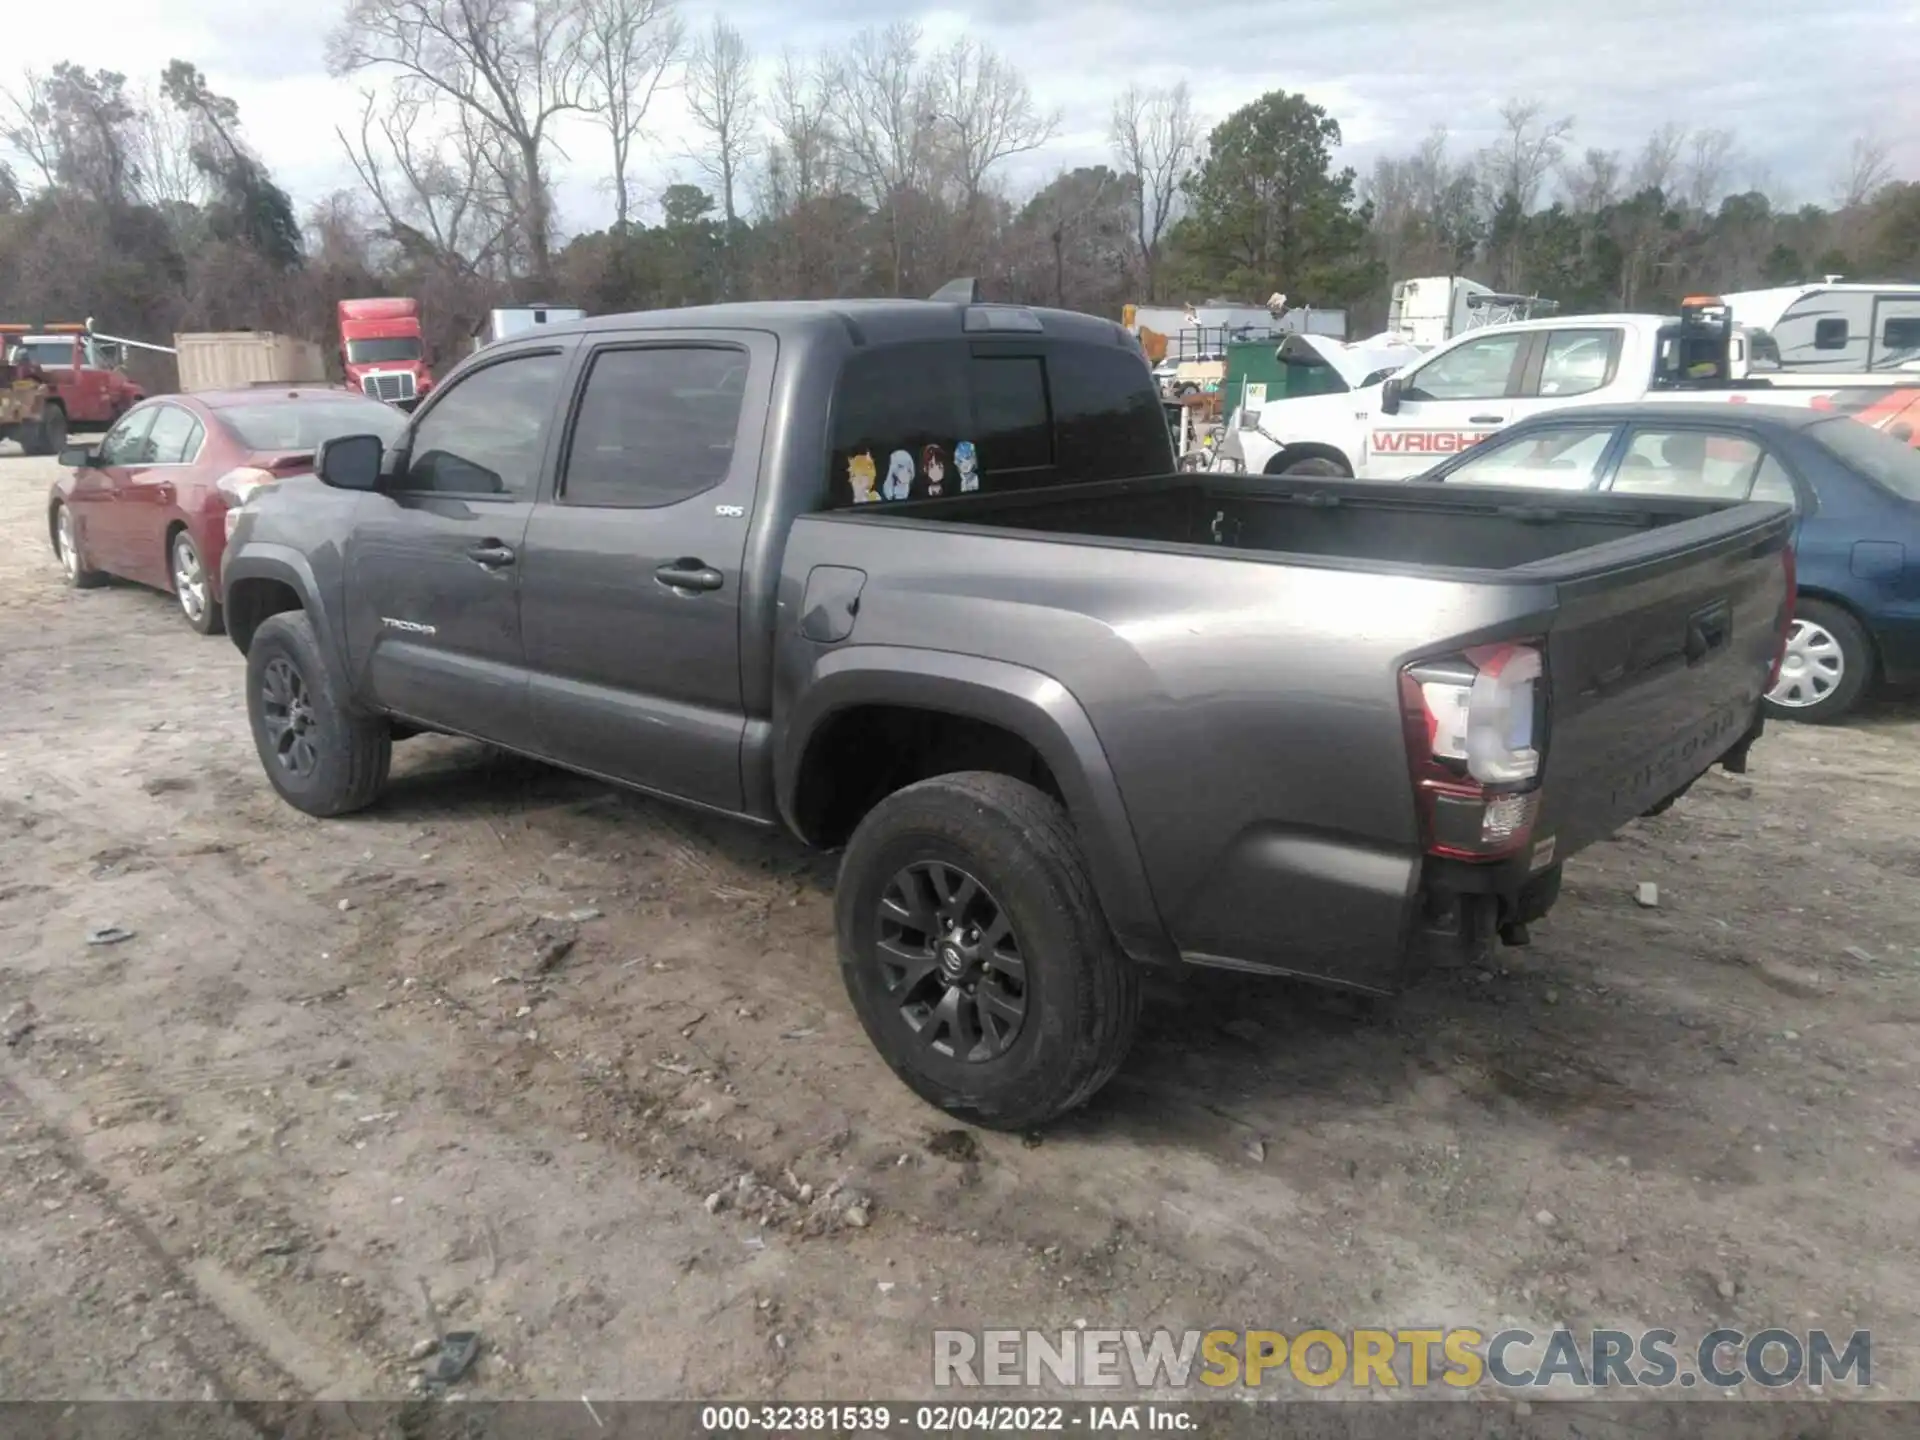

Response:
(0, 321), (146, 432)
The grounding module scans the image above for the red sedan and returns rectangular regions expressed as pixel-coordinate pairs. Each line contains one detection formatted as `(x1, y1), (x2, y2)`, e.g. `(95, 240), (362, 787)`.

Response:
(48, 387), (407, 634)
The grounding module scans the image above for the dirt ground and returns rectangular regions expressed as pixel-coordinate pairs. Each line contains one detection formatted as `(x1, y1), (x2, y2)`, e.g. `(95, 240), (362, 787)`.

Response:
(3, 450), (1920, 1407)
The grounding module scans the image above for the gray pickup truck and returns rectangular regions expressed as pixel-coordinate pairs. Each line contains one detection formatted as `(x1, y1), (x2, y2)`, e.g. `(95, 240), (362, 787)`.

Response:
(221, 296), (1795, 1128)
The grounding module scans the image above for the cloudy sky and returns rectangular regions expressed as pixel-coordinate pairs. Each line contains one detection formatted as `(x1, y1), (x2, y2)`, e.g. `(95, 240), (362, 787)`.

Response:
(15, 0), (1919, 233)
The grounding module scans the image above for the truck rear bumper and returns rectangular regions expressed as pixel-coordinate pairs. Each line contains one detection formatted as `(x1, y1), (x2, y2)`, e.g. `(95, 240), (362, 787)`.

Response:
(1175, 710), (1765, 993)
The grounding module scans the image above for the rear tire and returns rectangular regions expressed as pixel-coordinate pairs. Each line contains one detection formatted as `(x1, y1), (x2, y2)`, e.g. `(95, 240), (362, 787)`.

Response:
(246, 611), (391, 816)
(27, 405), (67, 457)
(1763, 598), (1871, 724)
(835, 771), (1141, 1129)
(169, 529), (225, 636)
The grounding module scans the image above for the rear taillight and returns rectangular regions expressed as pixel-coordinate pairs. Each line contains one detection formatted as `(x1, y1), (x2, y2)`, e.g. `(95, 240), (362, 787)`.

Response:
(218, 466), (276, 540)
(1767, 543), (1797, 692)
(1400, 641), (1546, 862)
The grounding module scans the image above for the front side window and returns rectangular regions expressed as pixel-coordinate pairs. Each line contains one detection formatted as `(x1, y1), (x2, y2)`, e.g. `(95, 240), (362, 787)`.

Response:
(1610, 428), (1768, 499)
(562, 346), (747, 508)
(1404, 334), (1525, 402)
(142, 405), (203, 465)
(98, 406), (158, 466)
(399, 351), (567, 498)
(1440, 424), (1615, 490)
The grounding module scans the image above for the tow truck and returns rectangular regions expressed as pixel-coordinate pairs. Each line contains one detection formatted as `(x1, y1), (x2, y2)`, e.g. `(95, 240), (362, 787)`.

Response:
(0, 320), (156, 432)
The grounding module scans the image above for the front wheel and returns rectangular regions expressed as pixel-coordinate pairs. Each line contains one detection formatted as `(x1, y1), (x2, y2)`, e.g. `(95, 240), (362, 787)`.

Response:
(53, 502), (106, 588)
(835, 771), (1141, 1129)
(1275, 455), (1348, 478)
(246, 611), (391, 816)
(170, 530), (224, 636)
(1764, 599), (1871, 724)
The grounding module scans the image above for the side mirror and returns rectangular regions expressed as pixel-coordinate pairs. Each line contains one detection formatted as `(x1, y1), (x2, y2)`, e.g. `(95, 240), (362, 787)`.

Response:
(1239, 408), (1261, 431)
(58, 443), (97, 468)
(1379, 377), (1404, 416)
(316, 433), (385, 492)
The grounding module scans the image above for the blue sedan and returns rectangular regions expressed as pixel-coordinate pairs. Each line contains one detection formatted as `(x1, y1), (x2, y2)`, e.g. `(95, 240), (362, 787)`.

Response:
(1412, 401), (1920, 722)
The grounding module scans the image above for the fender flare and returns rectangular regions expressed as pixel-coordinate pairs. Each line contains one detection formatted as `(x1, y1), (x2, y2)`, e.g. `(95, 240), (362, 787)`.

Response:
(222, 545), (354, 699)
(778, 646), (1175, 965)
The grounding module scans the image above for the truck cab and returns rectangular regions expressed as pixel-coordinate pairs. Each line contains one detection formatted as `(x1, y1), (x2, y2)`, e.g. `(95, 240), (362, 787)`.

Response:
(337, 298), (434, 410)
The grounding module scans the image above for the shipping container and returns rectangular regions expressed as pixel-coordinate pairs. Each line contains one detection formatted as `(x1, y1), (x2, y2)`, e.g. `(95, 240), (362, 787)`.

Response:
(174, 332), (329, 393)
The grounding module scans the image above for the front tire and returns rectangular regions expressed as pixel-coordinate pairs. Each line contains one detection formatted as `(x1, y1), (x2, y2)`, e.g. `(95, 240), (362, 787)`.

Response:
(169, 529), (224, 636)
(1274, 454), (1347, 478)
(835, 772), (1141, 1129)
(1764, 598), (1871, 724)
(53, 502), (106, 588)
(246, 612), (391, 816)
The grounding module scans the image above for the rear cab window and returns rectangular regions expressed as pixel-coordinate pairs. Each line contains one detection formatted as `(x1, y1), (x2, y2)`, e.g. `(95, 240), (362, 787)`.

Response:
(826, 338), (1170, 508)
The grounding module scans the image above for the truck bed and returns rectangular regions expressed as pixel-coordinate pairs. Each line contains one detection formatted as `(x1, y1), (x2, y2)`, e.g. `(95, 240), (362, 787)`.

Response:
(850, 471), (1737, 576)
(793, 470), (1792, 990)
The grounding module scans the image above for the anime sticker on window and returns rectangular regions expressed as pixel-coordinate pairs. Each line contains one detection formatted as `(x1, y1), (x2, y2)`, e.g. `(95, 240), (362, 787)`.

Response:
(884, 449), (915, 501)
(955, 440), (980, 492)
(922, 443), (947, 496)
(846, 451), (879, 504)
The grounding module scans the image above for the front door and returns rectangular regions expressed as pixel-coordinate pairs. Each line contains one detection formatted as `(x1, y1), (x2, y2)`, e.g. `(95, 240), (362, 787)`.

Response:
(343, 344), (573, 753)
(520, 333), (772, 812)
(1364, 330), (1532, 478)
(118, 403), (205, 589)
(74, 404), (158, 572)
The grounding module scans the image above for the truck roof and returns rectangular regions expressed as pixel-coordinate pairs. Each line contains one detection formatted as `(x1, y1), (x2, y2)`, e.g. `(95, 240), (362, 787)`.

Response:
(509, 298), (1134, 351)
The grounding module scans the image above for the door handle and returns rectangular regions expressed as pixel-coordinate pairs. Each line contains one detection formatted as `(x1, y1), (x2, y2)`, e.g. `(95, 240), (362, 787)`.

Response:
(655, 558), (724, 592)
(1469, 414), (1505, 424)
(467, 541), (516, 569)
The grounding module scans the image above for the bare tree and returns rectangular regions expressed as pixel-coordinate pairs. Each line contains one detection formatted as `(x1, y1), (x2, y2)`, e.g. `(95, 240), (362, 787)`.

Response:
(924, 37), (1057, 216)
(1836, 135), (1893, 210)
(1562, 147), (1620, 215)
(129, 83), (208, 211)
(1108, 81), (1197, 302)
(764, 48), (837, 212)
(581, 0), (682, 230)
(1478, 98), (1573, 212)
(684, 16), (755, 248)
(1629, 121), (1686, 196)
(337, 86), (517, 276)
(824, 22), (936, 294)
(2, 72), (60, 191)
(1682, 127), (1737, 213)
(329, 0), (592, 280)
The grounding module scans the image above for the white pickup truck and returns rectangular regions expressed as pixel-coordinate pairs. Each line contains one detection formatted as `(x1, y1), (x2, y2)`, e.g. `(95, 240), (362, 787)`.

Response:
(1219, 301), (1917, 481)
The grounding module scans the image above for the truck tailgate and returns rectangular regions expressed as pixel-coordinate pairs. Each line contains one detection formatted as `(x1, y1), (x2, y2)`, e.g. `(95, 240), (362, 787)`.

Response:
(1528, 503), (1794, 859)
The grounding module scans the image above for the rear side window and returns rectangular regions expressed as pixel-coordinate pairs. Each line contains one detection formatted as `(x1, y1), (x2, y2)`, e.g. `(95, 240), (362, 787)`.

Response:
(562, 346), (746, 508)
(1054, 346), (1173, 479)
(1535, 329), (1619, 398)
(828, 340), (1170, 508)
(1609, 428), (1768, 499)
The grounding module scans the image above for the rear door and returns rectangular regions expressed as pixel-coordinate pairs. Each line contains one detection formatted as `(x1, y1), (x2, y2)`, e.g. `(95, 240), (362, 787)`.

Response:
(1365, 330), (1531, 478)
(342, 343), (573, 752)
(519, 331), (773, 811)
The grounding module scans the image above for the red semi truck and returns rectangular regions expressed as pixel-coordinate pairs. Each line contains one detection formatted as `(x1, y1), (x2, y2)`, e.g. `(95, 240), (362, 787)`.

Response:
(337, 298), (434, 410)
